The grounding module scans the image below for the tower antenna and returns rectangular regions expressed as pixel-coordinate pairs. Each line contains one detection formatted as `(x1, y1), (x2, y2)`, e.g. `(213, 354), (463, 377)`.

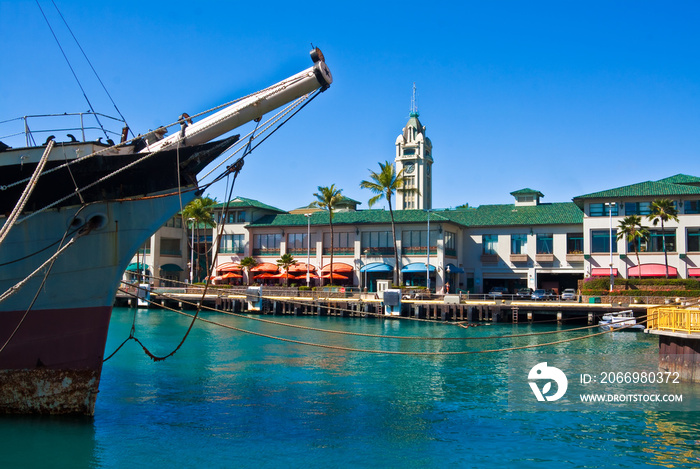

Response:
(410, 82), (419, 117)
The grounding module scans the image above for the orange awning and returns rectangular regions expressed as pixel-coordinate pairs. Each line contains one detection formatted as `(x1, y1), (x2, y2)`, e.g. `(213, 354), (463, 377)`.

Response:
(217, 262), (242, 272)
(320, 262), (353, 273)
(689, 268), (700, 277)
(628, 264), (678, 277)
(250, 262), (279, 273)
(287, 262), (316, 273)
(591, 268), (618, 277)
(222, 272), (242, 279)
(321, 273), (348, 280)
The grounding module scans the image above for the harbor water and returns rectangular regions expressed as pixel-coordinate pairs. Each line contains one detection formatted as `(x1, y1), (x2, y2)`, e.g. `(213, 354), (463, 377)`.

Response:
(2, 307), (700, 468)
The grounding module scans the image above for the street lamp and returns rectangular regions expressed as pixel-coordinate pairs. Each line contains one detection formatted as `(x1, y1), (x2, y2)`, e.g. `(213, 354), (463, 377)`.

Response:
(605, 202), (616, 292)
(305, 213), (311, 288)
(188, 217), (195, 284)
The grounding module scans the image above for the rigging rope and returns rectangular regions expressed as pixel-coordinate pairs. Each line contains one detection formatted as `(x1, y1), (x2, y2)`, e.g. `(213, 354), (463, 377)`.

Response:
(35, 0), (109, 140)
(0, 140), (54, 247)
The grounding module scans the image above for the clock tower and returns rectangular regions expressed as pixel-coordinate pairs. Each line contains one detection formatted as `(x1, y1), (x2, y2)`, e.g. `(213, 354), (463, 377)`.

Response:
(395, 84), (433, 210)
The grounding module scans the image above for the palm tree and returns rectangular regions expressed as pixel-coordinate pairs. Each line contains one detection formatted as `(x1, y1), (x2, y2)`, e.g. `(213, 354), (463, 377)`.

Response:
(647, 199), (679, 278)
(182, 196), (217, 282)
(239, 256), (258, 285)
(360, 161), (414, 286)
(616, 215), (649, 279)
(277, 253), (297, 287)
(312, 185), (343, 286)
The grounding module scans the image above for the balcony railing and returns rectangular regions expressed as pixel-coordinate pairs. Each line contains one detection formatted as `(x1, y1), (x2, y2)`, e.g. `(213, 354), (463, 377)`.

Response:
(288, 248), (317, 255)
(510, 254), (528, 263)
(362, 247), (395, 256)
(252, 248), (280, 256)
(403, 247), (437, 256)
(322, 247), (354, 256)
(535, 253), (555, 263)
(220, 247), (245, 254)
(160, 249), (182, 256)
(480, 254), (498, 263)
(566, 253), (585, 262)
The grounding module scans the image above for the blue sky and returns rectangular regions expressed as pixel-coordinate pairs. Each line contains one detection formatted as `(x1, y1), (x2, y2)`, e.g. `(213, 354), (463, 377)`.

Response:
(2, 1), (699, 211)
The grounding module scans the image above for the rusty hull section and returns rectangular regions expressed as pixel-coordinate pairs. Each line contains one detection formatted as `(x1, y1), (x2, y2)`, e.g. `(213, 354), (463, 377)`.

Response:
(0, 368), (100, 415)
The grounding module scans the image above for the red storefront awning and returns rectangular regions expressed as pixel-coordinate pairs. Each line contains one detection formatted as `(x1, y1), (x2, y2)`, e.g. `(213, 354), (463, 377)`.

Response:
(591, 268), (618, 277)
(687, 268), (700, 277)
(628, 264), (678, 278)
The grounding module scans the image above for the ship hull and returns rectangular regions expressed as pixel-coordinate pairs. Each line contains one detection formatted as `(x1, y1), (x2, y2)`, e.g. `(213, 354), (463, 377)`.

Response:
(0, 306), (110, 414)
(0, 137), (239, 415)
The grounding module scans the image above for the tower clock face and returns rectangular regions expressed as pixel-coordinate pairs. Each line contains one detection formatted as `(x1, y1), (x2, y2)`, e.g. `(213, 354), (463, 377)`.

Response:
(404, 163), (415, 174)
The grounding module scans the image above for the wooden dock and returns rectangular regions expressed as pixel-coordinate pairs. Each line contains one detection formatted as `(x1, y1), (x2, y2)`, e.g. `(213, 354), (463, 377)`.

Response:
(115, 288), (648, 325)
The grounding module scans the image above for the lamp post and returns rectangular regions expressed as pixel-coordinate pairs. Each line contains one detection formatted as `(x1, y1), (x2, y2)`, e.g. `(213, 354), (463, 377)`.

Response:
(305, 213), (311, 288)
(426, 209), (432, 292)
(188, 217), (195, 284)
(605, 202), (616, 292)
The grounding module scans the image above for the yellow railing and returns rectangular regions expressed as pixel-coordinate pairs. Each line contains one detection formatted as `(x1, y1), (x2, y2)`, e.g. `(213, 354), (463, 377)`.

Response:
(647, 306), (700, 334)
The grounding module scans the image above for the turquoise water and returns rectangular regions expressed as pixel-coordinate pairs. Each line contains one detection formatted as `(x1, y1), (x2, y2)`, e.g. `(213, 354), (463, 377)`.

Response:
(2, 307), (700, 468)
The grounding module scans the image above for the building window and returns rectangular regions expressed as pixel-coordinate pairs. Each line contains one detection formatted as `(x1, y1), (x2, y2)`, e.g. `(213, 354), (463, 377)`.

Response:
(402, 230), (438, 255)
(589, 203), (619, 217)
(361, 231), (394, 255)
(591, 230), (617, 253)
(685, 200), (700, 215)
(136, 238), (151, 255)
(625, 202), (652, 216)
(222, 211), (246, 224)
(648, 230), (676, 253)
(483, 235), (498, 255)
(511, 234), (527, 255)
(287, 233), (316, 255)
(403, 176), (415, 188)
(536, 234), (553, 254)
(444, 231), (456, 257)
(688, 229), (700, 252)
(253, 233), (281, 256)
(567, 233), (584, 254)
(220, 234), (244, 254)
(160, 237), (182, 256)
(164, 216), (182, 228)
(323, 232), (353, 255)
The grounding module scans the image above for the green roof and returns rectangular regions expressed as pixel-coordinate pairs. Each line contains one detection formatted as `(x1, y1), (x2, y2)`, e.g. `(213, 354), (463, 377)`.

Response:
(211, 197), (285, 213)
(573, 179), (700, 209)
(656, 174), (700, 185)
(441, 202), (582, 227)
(510, 188), (544, 197)
(248, 204), (582, 229)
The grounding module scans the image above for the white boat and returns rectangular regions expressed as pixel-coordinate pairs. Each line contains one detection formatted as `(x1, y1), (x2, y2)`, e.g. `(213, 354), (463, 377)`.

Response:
(598, 310), (645, 332)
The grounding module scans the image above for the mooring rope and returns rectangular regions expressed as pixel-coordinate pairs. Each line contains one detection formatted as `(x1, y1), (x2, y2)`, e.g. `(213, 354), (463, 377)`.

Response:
(110, 286), (651, 357)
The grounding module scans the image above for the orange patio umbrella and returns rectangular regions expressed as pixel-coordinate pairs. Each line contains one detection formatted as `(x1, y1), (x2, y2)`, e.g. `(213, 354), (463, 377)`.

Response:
(253, 272), (276, 280)
(294, 273), (319, 280)
(222, 272), (242, 279)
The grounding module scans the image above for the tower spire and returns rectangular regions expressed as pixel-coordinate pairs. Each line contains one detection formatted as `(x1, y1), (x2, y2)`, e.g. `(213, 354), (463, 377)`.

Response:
(410, 82), (419, 117)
